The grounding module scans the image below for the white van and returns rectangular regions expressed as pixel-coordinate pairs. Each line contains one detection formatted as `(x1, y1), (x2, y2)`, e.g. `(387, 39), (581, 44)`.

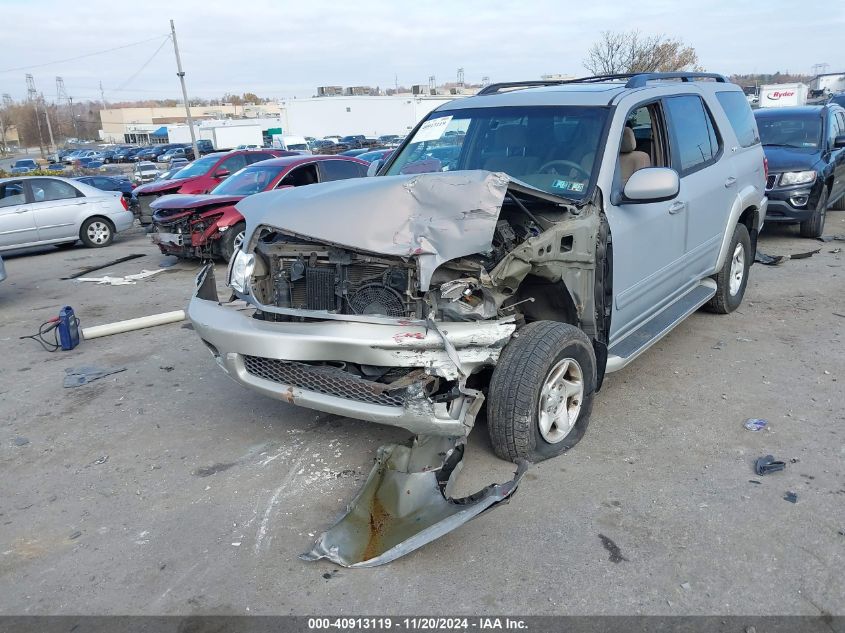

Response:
(272, 135), (311, 154)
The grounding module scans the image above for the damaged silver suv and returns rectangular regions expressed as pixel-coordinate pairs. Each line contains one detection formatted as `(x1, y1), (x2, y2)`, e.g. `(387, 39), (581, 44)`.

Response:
(189, 73), (767, 565)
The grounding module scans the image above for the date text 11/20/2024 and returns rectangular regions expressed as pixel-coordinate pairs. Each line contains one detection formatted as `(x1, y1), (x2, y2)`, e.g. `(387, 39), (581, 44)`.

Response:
(307, 617), (529, 630)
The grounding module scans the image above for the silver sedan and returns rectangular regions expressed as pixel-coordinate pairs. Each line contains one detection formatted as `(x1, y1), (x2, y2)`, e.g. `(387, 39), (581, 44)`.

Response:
(0, 176), (134, 251)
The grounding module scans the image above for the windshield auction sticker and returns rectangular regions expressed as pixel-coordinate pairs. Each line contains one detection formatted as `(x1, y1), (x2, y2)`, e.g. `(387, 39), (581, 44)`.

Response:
(412, 116), (453, 143)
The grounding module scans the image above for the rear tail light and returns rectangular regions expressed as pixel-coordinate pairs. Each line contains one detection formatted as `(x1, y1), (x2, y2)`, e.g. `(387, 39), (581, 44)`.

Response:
(120, 197), (129, 211)
(763, 156), (769, 180)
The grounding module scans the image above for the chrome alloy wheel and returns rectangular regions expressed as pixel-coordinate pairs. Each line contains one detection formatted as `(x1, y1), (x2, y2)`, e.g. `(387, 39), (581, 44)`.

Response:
(729, 242), (745, 296)
(538, 357), (584, 443)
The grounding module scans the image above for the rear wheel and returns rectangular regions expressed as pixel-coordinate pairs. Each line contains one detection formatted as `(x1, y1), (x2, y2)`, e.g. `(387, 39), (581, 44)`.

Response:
(830, 190), (845, 211)
(705, 222), (750, 314)
(80, 217), (114, 248)
(799, 188), (828, 238)
(218, 222), (246, 262)
(487, 321), (596, 463)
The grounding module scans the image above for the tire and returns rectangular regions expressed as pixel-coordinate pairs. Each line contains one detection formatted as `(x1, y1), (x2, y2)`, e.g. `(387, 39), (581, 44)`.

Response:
(79, 217), (114, 248)
(487, 321), (596, 463)
(218, 221), (246, 262)
(799, 188), (828, 238)
(831, 190), (845, 211)
(705, 222), (750, 314)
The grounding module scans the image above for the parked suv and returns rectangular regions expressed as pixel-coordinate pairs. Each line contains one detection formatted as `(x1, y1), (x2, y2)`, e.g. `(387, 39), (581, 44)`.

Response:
(755, 104), (845, 237)
(132, 149), (292, 225)
(189, 73), (767, 464)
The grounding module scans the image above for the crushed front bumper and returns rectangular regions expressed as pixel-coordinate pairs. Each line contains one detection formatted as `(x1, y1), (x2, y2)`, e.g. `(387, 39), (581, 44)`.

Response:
(187, 265), (516, 436)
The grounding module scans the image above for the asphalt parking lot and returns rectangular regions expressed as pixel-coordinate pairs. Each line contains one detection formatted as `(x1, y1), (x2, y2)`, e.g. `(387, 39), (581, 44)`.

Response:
(0, 214), (843, 616)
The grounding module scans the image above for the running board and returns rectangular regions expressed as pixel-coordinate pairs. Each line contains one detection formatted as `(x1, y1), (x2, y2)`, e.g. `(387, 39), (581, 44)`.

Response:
(606, 281), (716, 373)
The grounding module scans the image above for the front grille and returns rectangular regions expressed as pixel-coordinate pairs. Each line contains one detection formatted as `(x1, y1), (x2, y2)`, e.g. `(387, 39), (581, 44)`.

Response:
(243, 356), (406, 407)
(138, 194), (156, 217)
(766, 174), (778, 190)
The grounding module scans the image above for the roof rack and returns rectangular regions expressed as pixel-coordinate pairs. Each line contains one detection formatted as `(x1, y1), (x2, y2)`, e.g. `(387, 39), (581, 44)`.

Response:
(476, 72), (728, 96)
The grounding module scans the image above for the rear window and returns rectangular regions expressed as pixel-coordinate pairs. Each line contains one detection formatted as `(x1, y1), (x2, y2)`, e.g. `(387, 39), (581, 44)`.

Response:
(716, 91), (760, 148)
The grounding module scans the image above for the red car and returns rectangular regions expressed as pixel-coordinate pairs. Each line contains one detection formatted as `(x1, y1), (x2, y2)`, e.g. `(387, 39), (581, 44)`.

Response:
(149, 155), (369, 260)
(133, 149), (293, 225)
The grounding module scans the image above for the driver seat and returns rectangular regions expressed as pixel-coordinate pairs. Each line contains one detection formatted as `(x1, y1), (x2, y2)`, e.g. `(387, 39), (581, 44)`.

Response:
(619, 127), (651, 185)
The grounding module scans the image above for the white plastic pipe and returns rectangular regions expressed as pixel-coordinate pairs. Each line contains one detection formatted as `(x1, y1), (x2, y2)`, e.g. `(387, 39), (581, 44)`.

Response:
(81, 310), (186, 340)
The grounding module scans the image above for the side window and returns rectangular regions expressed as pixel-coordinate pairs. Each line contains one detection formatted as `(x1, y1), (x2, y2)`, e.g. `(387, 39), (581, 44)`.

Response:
(319, 160), (367, 182)
(0, 181), (26, 208)
(827, 112), (842, 147)
(28, 179), (81, 203)
(278, 164), (319, 187)
(245, 152), (275, 165)
(218, 154), (247, 174)
(664, 95), (720, 174)
(715, 91), (760, 148)
(623, 102), (669, 168)
(93, 177), (113, 188)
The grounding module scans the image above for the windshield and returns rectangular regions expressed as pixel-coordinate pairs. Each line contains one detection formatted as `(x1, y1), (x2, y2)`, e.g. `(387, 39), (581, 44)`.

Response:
(386, 106), (608, 199)
(757, 116), (822, 148)
(210, 164), (283, 195)
(172, 154), (219, 178)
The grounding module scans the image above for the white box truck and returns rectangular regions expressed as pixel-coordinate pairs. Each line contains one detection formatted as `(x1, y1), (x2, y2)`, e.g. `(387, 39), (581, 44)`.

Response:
(759, 83), (808, 108)
(198, 124), (264, 150)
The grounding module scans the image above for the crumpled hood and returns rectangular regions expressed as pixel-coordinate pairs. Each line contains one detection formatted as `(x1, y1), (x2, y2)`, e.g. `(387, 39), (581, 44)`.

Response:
(150, 194), (243, 211)
(133, 177), (193, 196)
(237, 170), (510, 290)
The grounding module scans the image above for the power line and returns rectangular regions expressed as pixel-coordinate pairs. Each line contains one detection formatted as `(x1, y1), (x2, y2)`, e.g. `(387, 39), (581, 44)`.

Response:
(114, 36), (171, 92)
(0, 35), (170, 73)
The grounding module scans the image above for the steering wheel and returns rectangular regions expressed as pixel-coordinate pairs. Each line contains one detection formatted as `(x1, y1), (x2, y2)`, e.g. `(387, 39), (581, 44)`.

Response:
(538, 160), (590, 179)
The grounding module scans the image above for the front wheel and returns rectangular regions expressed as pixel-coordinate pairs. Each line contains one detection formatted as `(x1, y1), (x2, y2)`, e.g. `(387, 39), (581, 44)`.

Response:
(705, 222), (750, 314)
(487, 321), (596, 463)
(799, 188), (828, 238)
(218, 222), (246, 262)
(80, 217), (114, 248)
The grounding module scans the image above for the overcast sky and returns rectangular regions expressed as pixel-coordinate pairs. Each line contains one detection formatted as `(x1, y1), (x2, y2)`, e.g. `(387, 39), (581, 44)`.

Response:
(0, 0), (841, 102)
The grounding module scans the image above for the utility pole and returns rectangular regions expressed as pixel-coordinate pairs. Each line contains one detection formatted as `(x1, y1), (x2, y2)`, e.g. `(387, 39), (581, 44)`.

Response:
(170, 19), (199, 159)
(26, 74), (46, 157)
(40, 92), (56, 153)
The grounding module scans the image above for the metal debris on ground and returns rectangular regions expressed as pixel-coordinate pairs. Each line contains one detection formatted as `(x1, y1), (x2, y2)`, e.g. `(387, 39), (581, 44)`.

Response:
(61, 253), (146, 279)
(744, 418), (768, 431)
(13, 437), (30, 446)
(301, 435), (527, 568)
(817, 234), (845, 242)
(75, 269), (167, 285)
(784, 491), (798, 504)
(755, 248), (820, 266)
(63, 365), (127, 388)
(754, 454), (786, 476)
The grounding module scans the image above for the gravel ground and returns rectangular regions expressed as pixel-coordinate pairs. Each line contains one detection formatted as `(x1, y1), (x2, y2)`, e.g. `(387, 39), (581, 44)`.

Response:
(0, 213), (843, 616)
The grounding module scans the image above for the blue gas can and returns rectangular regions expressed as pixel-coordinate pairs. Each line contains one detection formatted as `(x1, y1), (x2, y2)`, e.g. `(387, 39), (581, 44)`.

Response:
(58, 306), (80, 350)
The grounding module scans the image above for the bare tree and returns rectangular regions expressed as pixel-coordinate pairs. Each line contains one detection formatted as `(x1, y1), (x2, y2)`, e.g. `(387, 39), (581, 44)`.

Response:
(584, 31), (701, 76)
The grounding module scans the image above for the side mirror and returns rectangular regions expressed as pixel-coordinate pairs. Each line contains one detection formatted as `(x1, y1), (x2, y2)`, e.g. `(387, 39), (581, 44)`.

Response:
(367, 159), (382, 177)
(623, 167), (680, 203)
(834, 135), (845, 149)
(214, 169), (230, 179)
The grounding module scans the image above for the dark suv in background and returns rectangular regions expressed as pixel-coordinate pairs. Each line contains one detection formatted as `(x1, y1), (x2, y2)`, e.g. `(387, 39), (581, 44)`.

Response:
(755, 104), (845, 237)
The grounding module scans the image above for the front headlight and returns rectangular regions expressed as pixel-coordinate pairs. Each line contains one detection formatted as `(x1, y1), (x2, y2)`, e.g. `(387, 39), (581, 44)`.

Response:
(228, 251), (255, 294)
(778, 171), (816, 186)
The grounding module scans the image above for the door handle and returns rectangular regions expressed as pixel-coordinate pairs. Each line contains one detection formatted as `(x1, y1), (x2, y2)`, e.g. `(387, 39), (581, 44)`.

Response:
(725, 176), (737, 188)
(668, 201), (686, 214)
(14, 209), (28, 214)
